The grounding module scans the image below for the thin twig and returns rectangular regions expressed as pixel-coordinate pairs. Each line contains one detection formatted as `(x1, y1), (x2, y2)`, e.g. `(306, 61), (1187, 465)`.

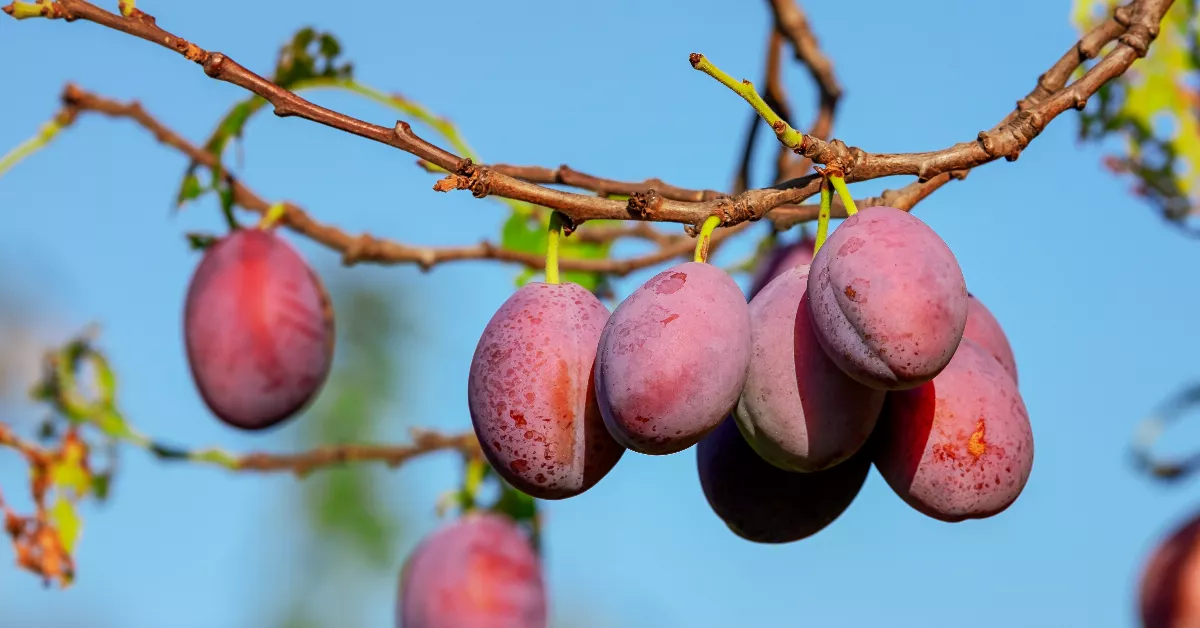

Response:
(1, 0), (1172, 228)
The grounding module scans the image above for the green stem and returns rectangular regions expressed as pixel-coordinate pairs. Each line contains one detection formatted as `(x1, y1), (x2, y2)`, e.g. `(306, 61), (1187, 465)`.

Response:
(693, 215), (722, 263)
(814, 178), (832, 255)
(828, 176), (858, 216)
(3, 1), (54, 19)
(689, 53), (805, 150)
(256, 202), (288, 230)
(0, 121), (65, 180)
(545, 212), (564, 284)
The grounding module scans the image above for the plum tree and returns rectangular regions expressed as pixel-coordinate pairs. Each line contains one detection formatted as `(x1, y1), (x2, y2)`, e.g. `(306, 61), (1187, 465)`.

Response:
(595, 260), (752, 455)
(467, 281), (624, 499)
(872, 337), (1034, 522)
(0, 0), (1182, 623)
(807, 206), (968, 391)
(735, 264), (883, 472)
(397, 512), (546, 628)
(183, 227), (335, 431)
(696, 417), (870, 544)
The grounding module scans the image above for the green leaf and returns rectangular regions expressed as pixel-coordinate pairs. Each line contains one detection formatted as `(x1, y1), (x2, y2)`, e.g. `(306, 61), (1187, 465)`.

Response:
(90, 473), (111, 502)
(49, 497), (82, 553)
(176, 172), (205, 206)
(185, 232), (219, 251)
(500, 211), (612, 293)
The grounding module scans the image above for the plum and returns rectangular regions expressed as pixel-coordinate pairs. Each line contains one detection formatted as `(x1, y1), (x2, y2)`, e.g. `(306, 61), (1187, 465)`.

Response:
(807, 206), (968, 390)
(595, 262), (751, 455)
(748, 236), (815, 299)
(735, 265), (884, 472)
(397, 512), (546, 628)
(873, 337), (1033, 522)
(697, 417), (871, 544)
(1140, 509), (1200, 628)
(468, 282), (624, 500)
(963, 293), (1018, 384)
(183, 228), (334, 431)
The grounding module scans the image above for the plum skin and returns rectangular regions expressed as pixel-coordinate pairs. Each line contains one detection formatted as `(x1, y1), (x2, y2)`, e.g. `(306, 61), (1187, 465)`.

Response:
(697, 417), (871, 544)
(735, 265), (884, 472)
(873, 337), (1034, 523)
(963, 293), (1018, 384)
(807, 206), (968, 390)
(467, 282), (624, 500)
(595, 262), (752, 455)
(397, 512), (546, 628)
(749, 236), (815, 299)
(183, 228), (335, 431)
(1139, 509), (1200, 628)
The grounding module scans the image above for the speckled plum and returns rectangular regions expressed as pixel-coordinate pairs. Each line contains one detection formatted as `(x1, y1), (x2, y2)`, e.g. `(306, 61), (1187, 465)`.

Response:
(397, 512), (546, 628)
(963, 293), (1018, 384)
(183, 228), (335, 431)
(595, 262), (752, 455)
(467, 282), (624, 500)
(735, 265), (884, 472)
(807, 206), (968, 390)
(749, 236), (815, 298)
(873, 337), (1034, 522)
(697, 417), (871, 544)
(1140, 509), (1200, 628)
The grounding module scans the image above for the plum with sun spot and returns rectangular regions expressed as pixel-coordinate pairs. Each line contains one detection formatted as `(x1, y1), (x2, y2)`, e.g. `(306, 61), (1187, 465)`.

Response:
(806, 206), (968, 390)
(397, 512), (546, 628)
(873, 337), (1034, 522)
(595, 262), (752, 455)
(467, 282), (624, 500)
(183, 228), (335, 431)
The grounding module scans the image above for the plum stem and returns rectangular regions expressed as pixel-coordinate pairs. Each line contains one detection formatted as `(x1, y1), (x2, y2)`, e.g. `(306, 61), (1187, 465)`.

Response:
(459, 456), (489, 511)
(829, 175), (858, 216)
(693, 215), (722, 263)
(545, 211), (564, 284)
(813, 177), (832, 254)
(0, 119), (66, 180)
(689, 53), (805, 150)
(256, 202), (287, 230)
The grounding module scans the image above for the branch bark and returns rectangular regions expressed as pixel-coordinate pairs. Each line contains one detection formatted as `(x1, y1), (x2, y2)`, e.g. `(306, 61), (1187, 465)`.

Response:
(2, 0), (1172, 230)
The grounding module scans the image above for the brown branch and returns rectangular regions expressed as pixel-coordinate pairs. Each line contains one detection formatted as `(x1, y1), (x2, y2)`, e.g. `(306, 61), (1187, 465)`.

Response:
(771, 0), (842, 183)
(60, 85), (714, 276)
(155, 428), (483, 478)
(2, 0), (1173, 230)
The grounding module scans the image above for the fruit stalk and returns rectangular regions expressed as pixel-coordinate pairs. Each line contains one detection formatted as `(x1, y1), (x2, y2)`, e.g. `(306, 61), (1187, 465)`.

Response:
(545, 211), (564, 284)
(693, 215), (722, 263)
(813, 178), (832, 255)
(828, 175), (858, 216)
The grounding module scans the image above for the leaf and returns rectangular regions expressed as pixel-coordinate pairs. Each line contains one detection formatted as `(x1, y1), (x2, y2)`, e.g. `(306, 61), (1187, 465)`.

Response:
(1072, 1), (1200, 225)
(499, 211), (612, 293)
(49, 497), (81, 553)
(176, 172), (205, 206)
(49, 435), (90, 499)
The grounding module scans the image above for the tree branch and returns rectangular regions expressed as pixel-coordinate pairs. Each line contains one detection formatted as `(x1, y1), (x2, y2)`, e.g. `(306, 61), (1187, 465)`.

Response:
(2, 0), (1172, 230)
(58, 85), (727, 275)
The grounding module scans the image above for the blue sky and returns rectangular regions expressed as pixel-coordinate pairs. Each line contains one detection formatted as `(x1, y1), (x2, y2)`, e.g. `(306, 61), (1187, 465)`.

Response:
(2, 0), (1198, 626)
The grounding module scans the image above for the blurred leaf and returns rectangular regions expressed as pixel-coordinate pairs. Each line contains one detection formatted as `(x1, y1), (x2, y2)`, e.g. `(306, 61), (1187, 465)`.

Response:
(49, 440), (90, 499)
(1073, 0), (1200, 228)
(185, 232), (218, 251)
(49, 498), (81, 553)
(174, 27), (354, 210)
(500, 212), (613, 293)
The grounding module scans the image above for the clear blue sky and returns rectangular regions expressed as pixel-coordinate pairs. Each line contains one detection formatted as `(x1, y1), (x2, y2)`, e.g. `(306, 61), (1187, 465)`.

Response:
(2, 1), (1198, 626)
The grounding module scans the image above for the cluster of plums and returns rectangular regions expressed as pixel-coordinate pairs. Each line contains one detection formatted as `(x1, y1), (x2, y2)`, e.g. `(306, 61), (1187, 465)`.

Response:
(467, 205), (1033, 540)
(179, 209), (1034, 628)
